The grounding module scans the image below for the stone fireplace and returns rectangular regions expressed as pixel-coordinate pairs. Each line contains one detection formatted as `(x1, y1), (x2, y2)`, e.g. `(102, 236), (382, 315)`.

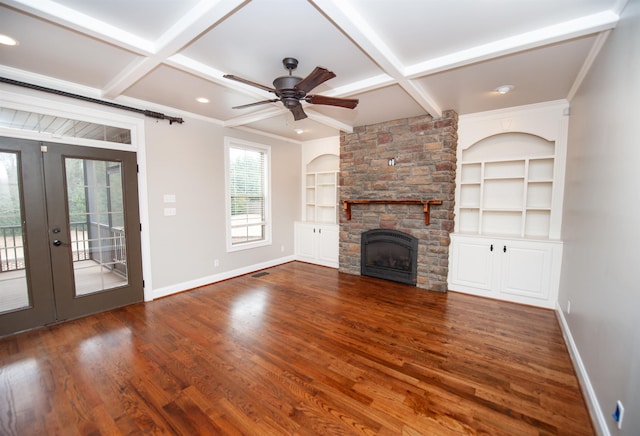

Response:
(339, 112), (458, 292)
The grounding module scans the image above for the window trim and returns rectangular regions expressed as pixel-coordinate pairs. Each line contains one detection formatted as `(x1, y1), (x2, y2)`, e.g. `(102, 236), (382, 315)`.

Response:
(224, 137), (272, 252)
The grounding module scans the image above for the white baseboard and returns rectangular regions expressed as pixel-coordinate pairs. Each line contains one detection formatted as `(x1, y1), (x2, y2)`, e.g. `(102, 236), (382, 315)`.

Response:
(555, 303), (610, 436)
(149, 255), (296, 300)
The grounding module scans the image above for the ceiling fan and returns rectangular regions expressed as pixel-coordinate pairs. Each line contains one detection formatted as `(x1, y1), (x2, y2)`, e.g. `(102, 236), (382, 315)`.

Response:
(223, 57), (359, 121)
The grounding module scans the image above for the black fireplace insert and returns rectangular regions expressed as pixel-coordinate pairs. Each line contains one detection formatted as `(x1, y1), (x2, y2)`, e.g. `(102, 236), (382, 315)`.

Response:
(361, 229), (418, 285)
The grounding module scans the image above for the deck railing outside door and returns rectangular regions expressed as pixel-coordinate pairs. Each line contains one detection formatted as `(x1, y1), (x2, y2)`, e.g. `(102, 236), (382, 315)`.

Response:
(0, 222), (98, 272)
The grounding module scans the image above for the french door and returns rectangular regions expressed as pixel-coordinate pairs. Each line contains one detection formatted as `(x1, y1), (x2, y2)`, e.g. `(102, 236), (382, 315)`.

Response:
(0, 137), (143, 336)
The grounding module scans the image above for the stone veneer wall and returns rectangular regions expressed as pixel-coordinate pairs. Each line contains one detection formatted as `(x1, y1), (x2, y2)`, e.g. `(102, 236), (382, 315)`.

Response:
(339, 112), (458, 292)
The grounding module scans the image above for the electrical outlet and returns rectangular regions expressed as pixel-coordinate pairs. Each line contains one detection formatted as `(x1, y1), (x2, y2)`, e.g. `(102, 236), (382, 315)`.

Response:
(612, 400), (624, 429)
(567, 300), (571, 315)
(281, 245), (285, 252)
(214, 259), (219, 267)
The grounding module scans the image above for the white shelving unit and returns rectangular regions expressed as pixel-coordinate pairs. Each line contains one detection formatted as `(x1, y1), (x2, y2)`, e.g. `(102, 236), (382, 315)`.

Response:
(305, 171), (338, 224)
(458, 156), (555, 239)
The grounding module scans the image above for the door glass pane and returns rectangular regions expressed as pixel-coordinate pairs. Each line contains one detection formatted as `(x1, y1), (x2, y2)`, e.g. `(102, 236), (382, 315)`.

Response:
(65, 158), (128, 296)
(0, 152), (29, 312)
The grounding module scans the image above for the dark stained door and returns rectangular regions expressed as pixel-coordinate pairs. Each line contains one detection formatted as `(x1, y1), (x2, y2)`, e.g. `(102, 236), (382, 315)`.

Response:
(0, 138), (143, 335)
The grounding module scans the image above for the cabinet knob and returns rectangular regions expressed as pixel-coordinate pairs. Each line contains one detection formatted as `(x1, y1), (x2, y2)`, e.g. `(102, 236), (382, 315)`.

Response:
(490, 244), (494, 251)
(503, 245), (507, 253)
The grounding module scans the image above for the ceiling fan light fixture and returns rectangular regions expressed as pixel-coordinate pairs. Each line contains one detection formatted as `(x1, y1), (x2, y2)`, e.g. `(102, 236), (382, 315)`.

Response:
(495, 85), (514, 94)
(196, 97), (210, 103)
(294, 128), (304, 134)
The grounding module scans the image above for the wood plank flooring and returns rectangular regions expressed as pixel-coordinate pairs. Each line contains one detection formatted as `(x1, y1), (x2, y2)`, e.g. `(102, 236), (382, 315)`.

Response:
(0, 261), (593, 435)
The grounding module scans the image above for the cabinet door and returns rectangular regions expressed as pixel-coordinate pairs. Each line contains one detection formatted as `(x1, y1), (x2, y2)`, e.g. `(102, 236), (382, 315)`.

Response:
(317, 225), (339, 264)
(294, 223), (316, 260)
(498, 241), (553, 300)
(449, 236), (495, 292)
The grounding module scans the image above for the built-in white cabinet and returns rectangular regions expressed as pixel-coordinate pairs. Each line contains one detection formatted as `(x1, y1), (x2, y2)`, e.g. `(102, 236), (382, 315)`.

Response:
(294, 222), (339, 268)
(449, 234), (562, 308)
(305, 171), (338, 223)
(449, 102), (569, 308)
(297, 150), (340, 268)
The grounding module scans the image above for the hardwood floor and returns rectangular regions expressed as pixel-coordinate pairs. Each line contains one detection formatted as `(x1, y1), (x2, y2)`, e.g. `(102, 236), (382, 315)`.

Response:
(0, 262), (593, 435)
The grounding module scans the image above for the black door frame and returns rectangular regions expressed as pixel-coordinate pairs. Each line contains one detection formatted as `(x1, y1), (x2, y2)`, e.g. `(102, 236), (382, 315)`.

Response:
(0, 138), (144, 335)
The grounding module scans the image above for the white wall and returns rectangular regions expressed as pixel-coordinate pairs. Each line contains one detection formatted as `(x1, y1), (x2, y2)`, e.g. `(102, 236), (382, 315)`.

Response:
(144, 117), (301, 297)
(559, 0), (640, 434)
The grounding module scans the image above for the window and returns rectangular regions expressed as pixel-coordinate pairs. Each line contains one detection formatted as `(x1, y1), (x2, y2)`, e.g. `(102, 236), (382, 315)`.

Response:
(224, 138), (271, 251)
(0, 107), (132, 144)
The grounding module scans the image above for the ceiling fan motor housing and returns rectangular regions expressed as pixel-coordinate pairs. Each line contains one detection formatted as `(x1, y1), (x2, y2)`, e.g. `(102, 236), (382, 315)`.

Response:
(273, 75), (307, 106)
(273, 75), (302, 91)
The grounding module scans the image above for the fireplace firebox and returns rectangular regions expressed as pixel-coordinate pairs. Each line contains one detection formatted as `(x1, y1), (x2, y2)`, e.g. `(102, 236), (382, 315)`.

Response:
(361, 229), (418, 285)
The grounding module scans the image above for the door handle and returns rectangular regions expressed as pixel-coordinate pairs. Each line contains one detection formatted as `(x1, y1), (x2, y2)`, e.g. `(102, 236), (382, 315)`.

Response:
(490, 244), (493, 251)
(503, 245), (507, 253)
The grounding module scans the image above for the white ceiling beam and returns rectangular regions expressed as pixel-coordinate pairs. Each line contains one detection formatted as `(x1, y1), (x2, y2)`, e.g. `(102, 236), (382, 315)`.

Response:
(167, 54), (273, 101)
(101, 57), (158, 100)
(103, 0), (250, 98)
(222, 106), (354, 133)
(154, 0), (249, 54)
(223, 107), (287, 127)
(232, 126), (303, 145)
(2, 0), (153, 54)
(324, 74), (395, 98)
(310, 0), (442, 118)
(404, 11), (620, 78)
(0, 65), (104, 99)
(305, 109), (354, 133)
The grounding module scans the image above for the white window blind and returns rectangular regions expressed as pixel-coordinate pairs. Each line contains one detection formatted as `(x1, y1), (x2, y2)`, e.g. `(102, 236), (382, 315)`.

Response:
(225, 138), (271, 251)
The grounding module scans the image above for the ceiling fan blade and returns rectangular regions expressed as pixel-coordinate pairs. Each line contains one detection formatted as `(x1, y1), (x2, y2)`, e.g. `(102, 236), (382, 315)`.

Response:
(305, 95), (359, 109)
(223, 74), (276, 93)
(295, 67), (336, 93)
(232, 99), (280, 109)
(289, 102), (308, 121)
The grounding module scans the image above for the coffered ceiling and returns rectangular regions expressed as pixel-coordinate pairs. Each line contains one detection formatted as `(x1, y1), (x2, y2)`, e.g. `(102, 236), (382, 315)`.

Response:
(0, 0), (628, 142)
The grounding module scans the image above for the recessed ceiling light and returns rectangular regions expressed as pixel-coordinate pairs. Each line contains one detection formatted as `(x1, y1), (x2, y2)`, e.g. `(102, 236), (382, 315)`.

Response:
(0, 34), (18, 46)
(196, 97), (209, 103)
(294, 128), (304, 134)
(495, 85), (514, 94)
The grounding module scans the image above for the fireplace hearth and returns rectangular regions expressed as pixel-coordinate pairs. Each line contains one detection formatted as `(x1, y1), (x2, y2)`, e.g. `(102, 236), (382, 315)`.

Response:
(361, 229), (418, 285)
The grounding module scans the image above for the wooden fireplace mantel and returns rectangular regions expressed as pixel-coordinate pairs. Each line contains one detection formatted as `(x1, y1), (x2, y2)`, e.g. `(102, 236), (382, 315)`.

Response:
(343, 199), (443, 225)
